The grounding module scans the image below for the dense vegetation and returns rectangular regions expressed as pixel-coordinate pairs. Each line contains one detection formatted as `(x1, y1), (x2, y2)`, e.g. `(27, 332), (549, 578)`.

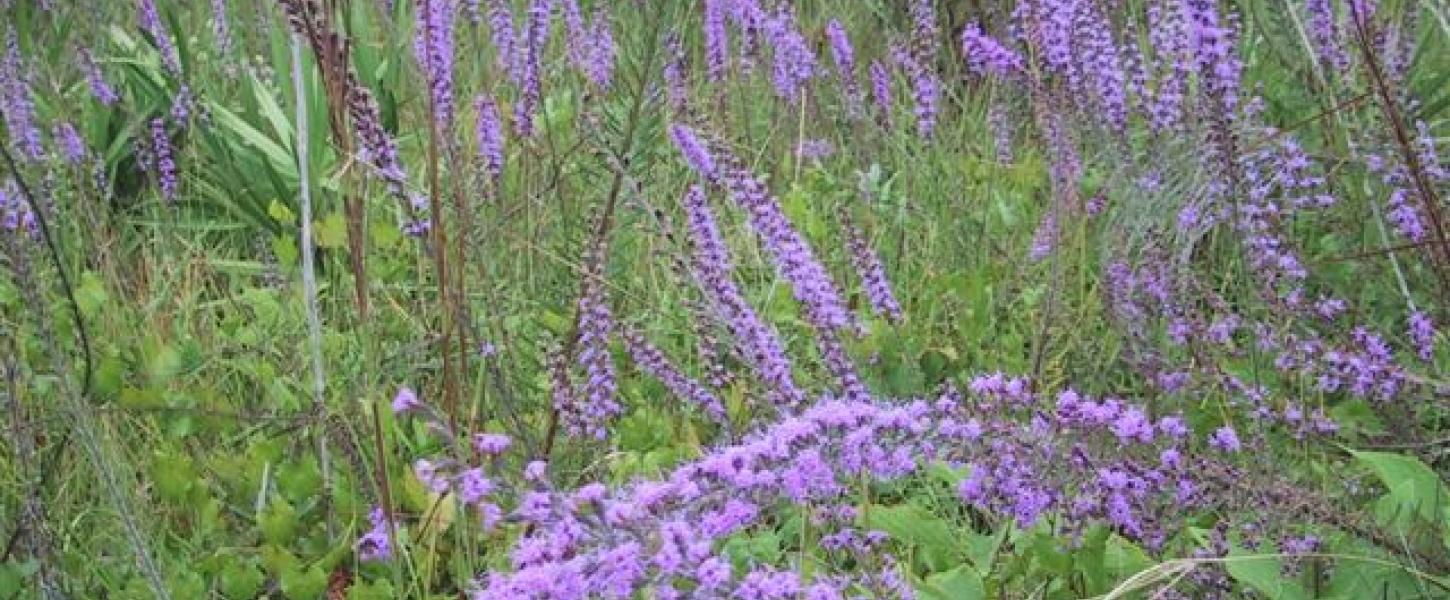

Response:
(1, 0), (1448, 597)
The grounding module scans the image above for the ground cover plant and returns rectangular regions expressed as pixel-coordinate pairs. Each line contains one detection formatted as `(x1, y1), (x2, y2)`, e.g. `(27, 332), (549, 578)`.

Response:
(1, 0), (1448, 597)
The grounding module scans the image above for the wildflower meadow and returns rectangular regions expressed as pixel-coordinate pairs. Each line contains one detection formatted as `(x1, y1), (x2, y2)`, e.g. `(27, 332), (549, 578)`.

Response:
(1, 0), (1448, 597)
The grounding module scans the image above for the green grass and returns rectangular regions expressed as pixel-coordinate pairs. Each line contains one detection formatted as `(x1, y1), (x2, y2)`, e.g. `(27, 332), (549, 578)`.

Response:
(1, 0), (1448, 598)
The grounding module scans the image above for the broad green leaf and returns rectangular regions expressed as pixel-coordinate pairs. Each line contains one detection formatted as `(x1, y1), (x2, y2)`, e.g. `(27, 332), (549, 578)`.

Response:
(1350, 449), (1449, 524)
(916, 565), (986, 600)
(861, 504), (961, 555)
(251, 70), (295, 151)
(209, 102), (297, 180)
(1224, 544), (1310, 600)
(723, 531), (782, 572)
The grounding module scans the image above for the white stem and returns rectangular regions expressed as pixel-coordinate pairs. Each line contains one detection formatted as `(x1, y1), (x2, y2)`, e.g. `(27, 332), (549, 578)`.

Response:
(291, 31), (334, 534)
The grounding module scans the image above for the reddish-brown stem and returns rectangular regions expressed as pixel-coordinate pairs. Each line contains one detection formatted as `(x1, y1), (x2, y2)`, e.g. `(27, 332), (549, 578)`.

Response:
(1348, 4), (1450, 308)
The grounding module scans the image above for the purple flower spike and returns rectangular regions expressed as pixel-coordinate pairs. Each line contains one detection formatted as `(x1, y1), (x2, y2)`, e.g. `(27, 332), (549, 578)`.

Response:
(868, 60), (891, 127)
(703, 0), (729, 81)
(1, 32), (44, 160)
(80, 48), (120, 105)
(474, 94), (505, 189)
(483, 0), (517, 79)
(669, 124), (716, 182)
(54, 122), (88, 164)
(824, 20), (862, 117)
(680, 185), (804, 407)
(472, 432), (512, 455)
(137, 0), (181, 75)
(1408, 310), (1436, 362)
(149, 118), (178, 203)
(414, 0), (456, 129)
(623, 327), (727, 422)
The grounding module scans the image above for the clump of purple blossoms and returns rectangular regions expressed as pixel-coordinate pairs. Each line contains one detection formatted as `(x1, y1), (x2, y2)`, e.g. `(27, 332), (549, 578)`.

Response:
(675, 127), (857, 336)
(794, 139), (833, 161)
(761, 6), (815, 104)
(668, 124), (715, 182)
(868, 60), (891, 127)
(1, 179), (37, 235)
(484, 0), (516, 79)
(960, 23), (1024, 77)
(840, 207), (903, 323)
(583, 7), (614, 90)
(392, 386), (422, 414)
(370, 376), (1252, 597)
(211, 0), (235, 61)
(170, 84), (194, 124)
(1305, 0), (1349, 71)
(673, 128), (869, 400)
(661, 34), (689, 113)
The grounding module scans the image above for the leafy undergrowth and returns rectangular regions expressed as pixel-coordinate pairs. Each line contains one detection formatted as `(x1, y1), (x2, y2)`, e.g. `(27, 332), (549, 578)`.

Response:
(1, 0), (1448, 598)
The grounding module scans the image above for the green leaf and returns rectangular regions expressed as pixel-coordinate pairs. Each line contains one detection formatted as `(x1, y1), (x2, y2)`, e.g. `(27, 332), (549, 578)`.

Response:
(75, 271), (109, 318)
(209, 102), (297, 180)
(347, 578), (396, 600)
(1224, 543), (1310, 600)
(259, 497), (300, 545)
(315, 212), (348, 248)
(861, 504), (961, 555)
(218, 560), (265, 599)
(150, 450), (196, 504)
(916, 565), (985, 600)
(278, 457), (323, 503)
(1350, 449), (1449, 525)
(722, 531), (782, 572)
(269, 199), (296, 224)
(280, 565), (328, 600)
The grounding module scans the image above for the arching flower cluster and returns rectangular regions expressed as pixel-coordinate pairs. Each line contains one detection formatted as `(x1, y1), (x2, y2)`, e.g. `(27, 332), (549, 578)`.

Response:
(383, 375), (1248, 598)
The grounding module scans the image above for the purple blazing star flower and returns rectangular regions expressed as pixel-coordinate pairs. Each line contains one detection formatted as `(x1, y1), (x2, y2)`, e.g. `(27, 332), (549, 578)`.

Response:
(1408, 310), (1436, 362)
(414, 0), (456, 129)
(79, 48), (119, 105)
(474, 94), (505, 188)
(356, 507), (392, 561)
(1, 31), (43, 160)
(137, 0), (181, 75)
(392, 386), (422, 414)
(1209, 426), (1241, 452)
